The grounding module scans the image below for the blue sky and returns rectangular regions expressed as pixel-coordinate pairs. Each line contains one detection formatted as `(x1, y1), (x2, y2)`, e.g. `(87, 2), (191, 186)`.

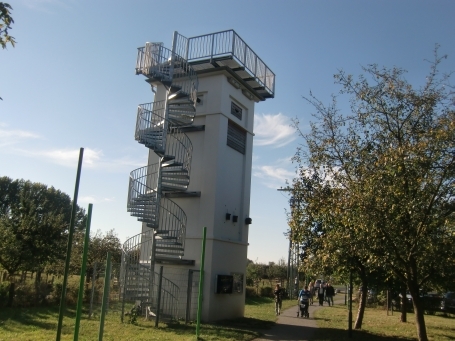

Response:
(1, 0), (454, 264)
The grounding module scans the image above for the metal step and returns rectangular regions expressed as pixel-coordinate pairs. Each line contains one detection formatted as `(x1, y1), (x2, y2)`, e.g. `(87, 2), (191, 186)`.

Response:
(162, 177), (190, 185)
(156, 247), (184, 253)
(162, 173), (189, 179)
(161, 185), (187, 192)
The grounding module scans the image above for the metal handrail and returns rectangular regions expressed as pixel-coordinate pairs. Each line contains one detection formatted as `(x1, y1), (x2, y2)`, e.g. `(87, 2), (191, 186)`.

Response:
(136, 44), (199, 107)
(127, 163), (160, 215)
(127, 166), (187, 256)
(128, 34), (201, 322)
(120, 230), (180, 319)
(135, 101), (167, 152)
(156, 197), (187, 255)
(185, 30), (275, 96)
(135, 102), (193, 178)
(166, 126), (193, 177)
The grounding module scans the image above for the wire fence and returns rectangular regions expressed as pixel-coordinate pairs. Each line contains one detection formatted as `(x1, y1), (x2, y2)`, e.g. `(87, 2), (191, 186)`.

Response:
(1, 262), (200, 325)
(120, 264), (200, 323)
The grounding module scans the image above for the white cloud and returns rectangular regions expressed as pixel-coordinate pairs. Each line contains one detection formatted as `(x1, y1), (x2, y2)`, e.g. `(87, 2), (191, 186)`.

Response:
(37, 148), (103, 167)
(0, 124), (41, 148)
(79, 196), (116, 204)
(1, 139), (144, 172)
(254, 113), (296, 148)
(253, 164), (295, 189)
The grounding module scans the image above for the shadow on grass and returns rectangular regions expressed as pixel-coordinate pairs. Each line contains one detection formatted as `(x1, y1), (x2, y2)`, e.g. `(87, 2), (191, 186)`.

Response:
(164, 318), (266, 340)
(215, 316), (275, 330)
(0, 306), (64, 331)
(246, 297), (274, 306)
(314, 328), (418, 341)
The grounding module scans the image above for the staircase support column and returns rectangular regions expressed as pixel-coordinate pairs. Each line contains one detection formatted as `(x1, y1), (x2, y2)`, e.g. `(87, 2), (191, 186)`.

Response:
(155, 266), (164, 327)
(149, 232), (156, 309)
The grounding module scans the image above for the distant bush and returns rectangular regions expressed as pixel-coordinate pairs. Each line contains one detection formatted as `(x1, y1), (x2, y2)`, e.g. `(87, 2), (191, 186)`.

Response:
(260, 286), (273, 298)
(0, 281), (10, 307)
(245, 286), (258, 298)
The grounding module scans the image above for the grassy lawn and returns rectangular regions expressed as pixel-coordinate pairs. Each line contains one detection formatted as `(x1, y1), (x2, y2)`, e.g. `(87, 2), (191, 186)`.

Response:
(3, 297), (453, 341)
(0, 297), (295, 341)
(313, 303), (455, 341)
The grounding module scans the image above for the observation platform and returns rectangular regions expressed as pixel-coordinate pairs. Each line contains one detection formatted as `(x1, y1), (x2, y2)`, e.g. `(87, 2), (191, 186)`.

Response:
(137, 30), (275, 101)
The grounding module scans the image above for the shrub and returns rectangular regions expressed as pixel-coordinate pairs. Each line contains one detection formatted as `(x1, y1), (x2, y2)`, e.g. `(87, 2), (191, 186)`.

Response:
(0, 281), (10, 307)
(245, 286), (258, 298)
(51, 280), (79, 306)
(260, 286), (273, 298)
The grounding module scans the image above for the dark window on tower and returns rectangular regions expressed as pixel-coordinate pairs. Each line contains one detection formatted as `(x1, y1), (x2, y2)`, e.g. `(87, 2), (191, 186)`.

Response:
(227, 120), (246, 154)
(231, 102), (242, 120)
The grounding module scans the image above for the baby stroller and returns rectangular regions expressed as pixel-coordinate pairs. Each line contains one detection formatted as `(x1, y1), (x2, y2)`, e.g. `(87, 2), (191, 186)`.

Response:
(297, 299), (309, 318)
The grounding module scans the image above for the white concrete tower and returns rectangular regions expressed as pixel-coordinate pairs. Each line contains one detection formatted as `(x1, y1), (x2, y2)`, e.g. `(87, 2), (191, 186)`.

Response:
(125, 30), (275, 322)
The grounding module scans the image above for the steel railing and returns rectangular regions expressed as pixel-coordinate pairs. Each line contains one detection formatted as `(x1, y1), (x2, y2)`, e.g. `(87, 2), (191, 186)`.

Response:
(120, 230), (180, 321)
(136, 44), (199, 107)
(155, 197), (187, 256)
(127, 163), (160, 223)
(184, 30), (275, 96)
(135, 101), (167, 152)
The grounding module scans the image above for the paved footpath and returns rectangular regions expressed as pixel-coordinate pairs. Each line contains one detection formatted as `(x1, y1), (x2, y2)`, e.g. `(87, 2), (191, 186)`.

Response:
(253, 297), (344, 341)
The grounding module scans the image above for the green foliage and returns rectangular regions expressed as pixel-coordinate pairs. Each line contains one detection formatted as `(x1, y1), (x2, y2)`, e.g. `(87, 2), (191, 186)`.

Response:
(260, 286), (273, 297)
(69, 228), (122, 279)
(127, 304), (142, 325)
(0, 177), (86, 306)
(245, 286), (259, 298)
(0, 281), (9, 306)
(0, 2), (15, 49)
(291, 47), (455, 341)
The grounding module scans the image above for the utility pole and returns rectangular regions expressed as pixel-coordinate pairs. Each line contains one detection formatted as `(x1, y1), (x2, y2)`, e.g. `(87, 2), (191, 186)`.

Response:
(277, 186), (298, 298)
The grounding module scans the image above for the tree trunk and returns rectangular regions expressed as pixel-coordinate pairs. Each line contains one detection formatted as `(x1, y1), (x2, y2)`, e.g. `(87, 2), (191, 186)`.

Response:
(34, 271), (42, 305)
(400, 287), (407, 322)
(408, 278), (428, 341)
(354, 283), (368, 329)
(7, 279), (15, 307)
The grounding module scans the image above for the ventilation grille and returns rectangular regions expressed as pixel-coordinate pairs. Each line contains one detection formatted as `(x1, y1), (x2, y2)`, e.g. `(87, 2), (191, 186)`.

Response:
(231, 102), (242, 120)
(227, 120), (246, 154)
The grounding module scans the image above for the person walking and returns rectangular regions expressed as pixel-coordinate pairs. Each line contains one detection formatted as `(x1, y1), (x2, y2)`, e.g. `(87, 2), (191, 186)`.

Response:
(308, 280), (314, 305)
(317, 283), (325, 306)
(273, 284), (283, 316)
(325, 282), (335, 306)
(297, 285), (311, 317)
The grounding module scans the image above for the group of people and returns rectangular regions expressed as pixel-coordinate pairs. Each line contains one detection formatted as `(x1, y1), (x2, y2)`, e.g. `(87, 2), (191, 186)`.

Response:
(273, 281), (336, 317)
(308, 280), (335, 306)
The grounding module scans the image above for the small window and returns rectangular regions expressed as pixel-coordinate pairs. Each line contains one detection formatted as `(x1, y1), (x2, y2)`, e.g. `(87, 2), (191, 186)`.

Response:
(227, 120), (246, 154)
(231, 102), (242, 120)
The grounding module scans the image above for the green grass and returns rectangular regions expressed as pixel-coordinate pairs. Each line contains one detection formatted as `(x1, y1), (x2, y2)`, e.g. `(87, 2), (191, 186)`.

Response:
(313, 303), (455, 341)
(3, 297), (453, 341)
(0, 297), (292, 341)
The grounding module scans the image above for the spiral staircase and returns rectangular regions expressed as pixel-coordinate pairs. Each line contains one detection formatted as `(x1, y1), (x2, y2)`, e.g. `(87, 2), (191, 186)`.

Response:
(121, 40), (199, 321)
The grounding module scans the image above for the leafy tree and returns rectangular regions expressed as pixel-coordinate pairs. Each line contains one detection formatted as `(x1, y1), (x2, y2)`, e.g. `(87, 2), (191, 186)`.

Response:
(0, 2), (15, 100)
(291, 48), (455, 341)
(246, 261), (266, 292)
(70, 229), (122, 282)
(289, 175), (384, 328)
(0, 2), (14, 49)
(0, 177), (86, 306)
(266, 261), (287, 287)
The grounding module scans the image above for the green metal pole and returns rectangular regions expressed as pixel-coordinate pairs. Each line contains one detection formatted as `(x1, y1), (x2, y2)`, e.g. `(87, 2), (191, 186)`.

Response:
(56, 147), (84, 341)
(98, 252), (112, 341)
(74, 203), (93, 341)
(196, 227), (207, 339)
